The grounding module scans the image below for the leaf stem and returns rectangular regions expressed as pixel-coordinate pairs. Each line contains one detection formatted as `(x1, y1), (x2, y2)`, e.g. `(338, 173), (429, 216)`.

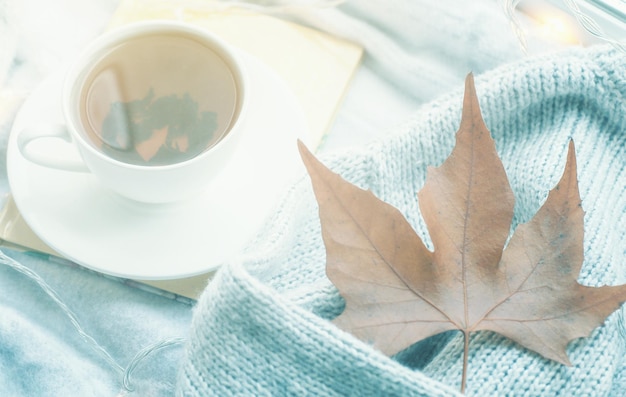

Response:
(461, 331), (469, 394)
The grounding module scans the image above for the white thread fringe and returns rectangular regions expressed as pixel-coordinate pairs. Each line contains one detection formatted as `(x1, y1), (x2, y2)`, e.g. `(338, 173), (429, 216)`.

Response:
(500, 0), (528, 53)
(0, 250), (185, 395)
(501, 0), (626, 52)
(561, 0), (626, 51)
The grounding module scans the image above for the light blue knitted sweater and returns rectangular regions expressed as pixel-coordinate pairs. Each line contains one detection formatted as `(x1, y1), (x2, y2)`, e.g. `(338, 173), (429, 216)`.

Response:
(177, 45), (626, 396)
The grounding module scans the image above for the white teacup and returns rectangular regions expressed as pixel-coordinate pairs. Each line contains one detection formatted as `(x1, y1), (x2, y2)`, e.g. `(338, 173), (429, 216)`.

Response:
(18, 21), (247, 203)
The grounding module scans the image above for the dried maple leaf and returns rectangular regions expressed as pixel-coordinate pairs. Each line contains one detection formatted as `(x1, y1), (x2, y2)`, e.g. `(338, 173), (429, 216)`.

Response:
(298, 74), (626, 392)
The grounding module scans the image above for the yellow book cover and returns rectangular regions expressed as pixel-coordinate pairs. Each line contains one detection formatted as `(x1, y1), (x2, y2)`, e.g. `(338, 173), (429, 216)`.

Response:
(1, 1), (363, 299)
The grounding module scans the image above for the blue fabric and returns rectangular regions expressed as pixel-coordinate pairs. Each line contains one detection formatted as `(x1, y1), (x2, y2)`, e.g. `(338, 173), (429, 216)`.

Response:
(0, 250), (192, 396)
(178, 45), (626, 396)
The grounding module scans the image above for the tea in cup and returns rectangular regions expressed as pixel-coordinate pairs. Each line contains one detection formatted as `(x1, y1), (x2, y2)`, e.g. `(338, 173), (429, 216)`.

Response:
(18, 21), (247, 203)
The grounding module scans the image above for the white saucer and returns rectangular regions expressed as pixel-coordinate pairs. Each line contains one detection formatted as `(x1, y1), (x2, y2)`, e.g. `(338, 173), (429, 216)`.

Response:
(7, 53), (309, 280)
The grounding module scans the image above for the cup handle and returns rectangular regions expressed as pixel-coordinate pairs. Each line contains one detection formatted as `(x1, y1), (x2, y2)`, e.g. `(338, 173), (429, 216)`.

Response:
(18, 124), (89, 172)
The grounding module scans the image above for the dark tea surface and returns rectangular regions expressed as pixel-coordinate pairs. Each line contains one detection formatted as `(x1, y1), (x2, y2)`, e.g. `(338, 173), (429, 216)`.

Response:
(79, 33), (238, 166)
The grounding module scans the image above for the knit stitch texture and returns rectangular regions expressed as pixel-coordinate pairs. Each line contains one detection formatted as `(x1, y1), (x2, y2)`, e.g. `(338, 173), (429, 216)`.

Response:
(177, 45), (626, 396)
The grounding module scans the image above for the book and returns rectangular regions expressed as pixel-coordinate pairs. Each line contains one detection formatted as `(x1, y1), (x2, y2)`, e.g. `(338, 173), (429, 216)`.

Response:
(0, 1), (362, 300)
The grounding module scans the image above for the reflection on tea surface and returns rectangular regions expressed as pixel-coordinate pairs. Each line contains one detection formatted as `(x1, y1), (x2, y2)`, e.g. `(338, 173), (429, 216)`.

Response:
(79, 33), (239, 166)
(101, 88), (218, 165)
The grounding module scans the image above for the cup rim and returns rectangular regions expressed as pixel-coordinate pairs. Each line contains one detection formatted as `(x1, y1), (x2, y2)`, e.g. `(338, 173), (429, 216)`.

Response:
(62, 20), (248, 171)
